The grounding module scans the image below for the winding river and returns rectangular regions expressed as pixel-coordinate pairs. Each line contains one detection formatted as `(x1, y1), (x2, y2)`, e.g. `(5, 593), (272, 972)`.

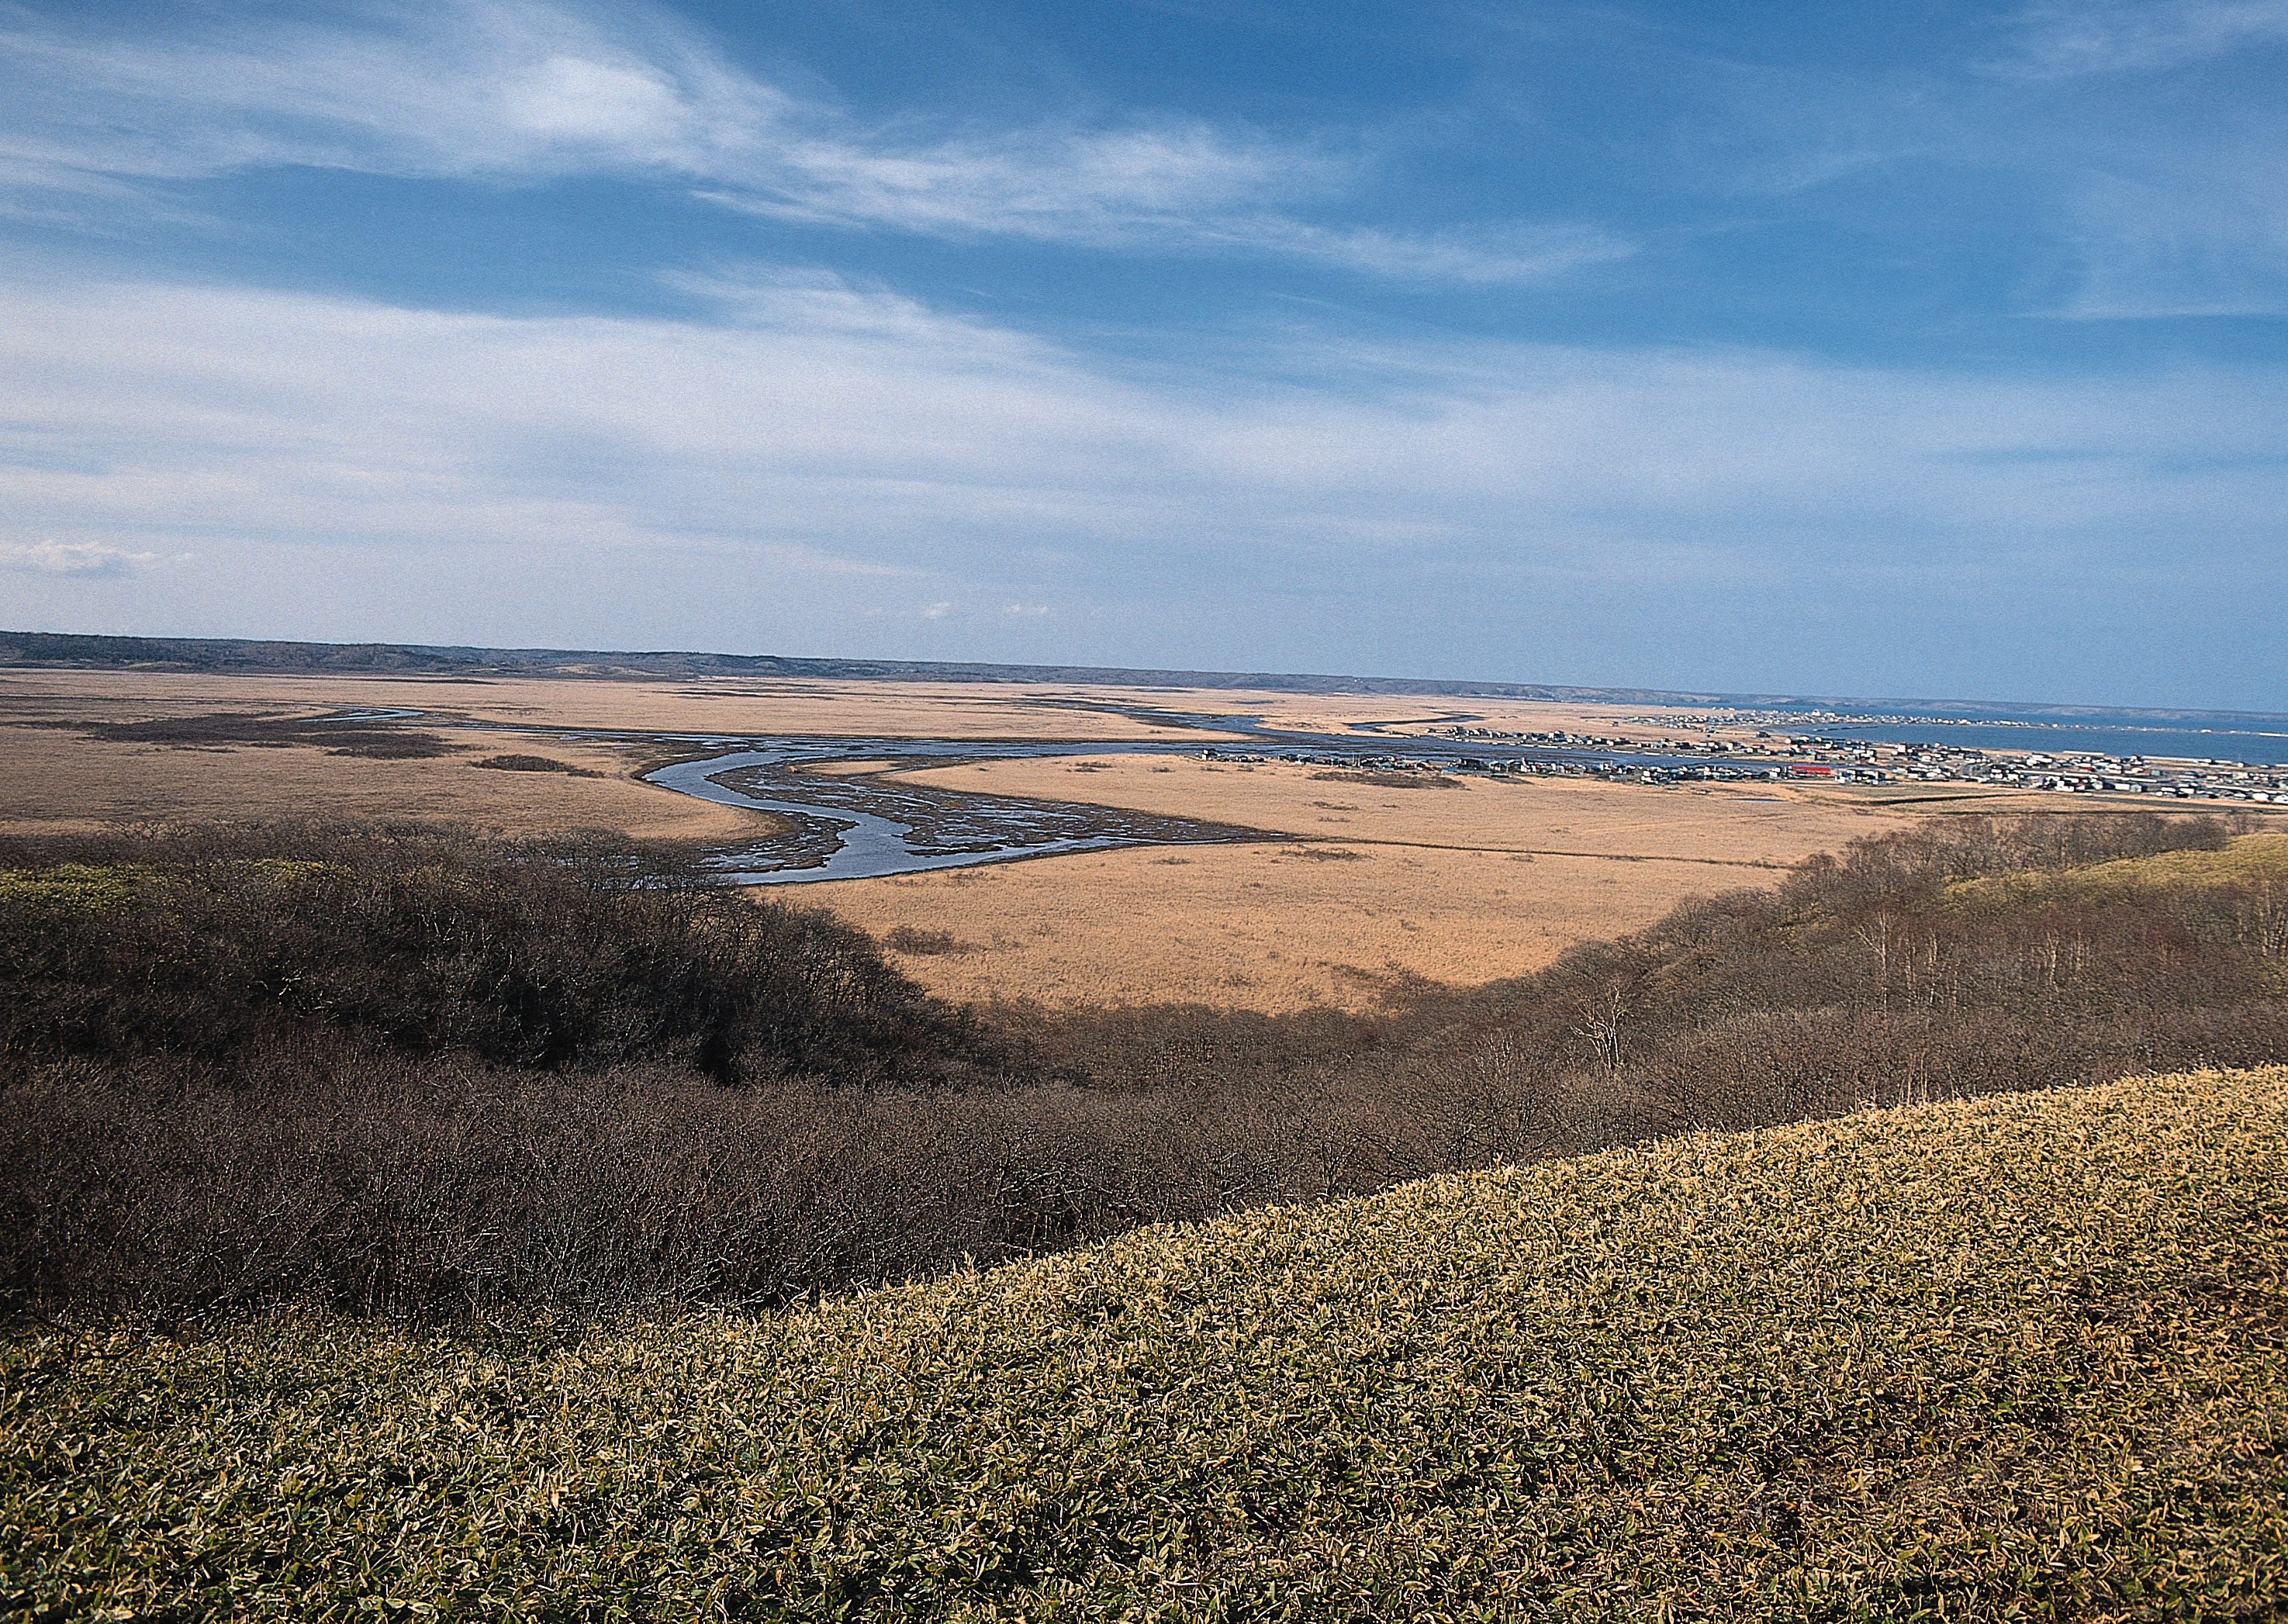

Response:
(323, 706), (1666, 885)
(641, 741), (1261, 883)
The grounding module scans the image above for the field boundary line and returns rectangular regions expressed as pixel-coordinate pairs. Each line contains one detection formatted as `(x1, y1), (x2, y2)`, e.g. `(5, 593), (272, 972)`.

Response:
(1289, 838), (1788, 868)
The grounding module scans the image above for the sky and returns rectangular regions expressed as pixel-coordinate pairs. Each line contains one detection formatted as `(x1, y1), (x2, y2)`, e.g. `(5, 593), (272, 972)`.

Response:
(2, 1), (2284, 710)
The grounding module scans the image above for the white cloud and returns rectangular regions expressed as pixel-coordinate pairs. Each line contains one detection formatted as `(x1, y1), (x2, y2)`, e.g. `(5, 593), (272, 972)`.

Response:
(2, 269), (2281, 582)
(0, 0), (1612, 285)
(705, 119), (1329, 240)
(1214, 219), (1635, 285)
(0, 0), (782, 184)
(0, 537), (155, 575)
(2, 268), (2281, 699)
(500, 53), (696, 144)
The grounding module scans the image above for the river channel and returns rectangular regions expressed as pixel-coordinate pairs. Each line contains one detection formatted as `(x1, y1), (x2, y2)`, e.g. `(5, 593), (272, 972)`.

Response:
(642, 740), (1274, 883)
(323, 708), (1699, 885)
(633, 722), (1685, 883)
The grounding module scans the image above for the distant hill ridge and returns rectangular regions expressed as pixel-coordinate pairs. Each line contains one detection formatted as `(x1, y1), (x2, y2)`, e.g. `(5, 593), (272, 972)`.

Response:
(2, 629), (2277, 723)
(0, 629), (1722, 703)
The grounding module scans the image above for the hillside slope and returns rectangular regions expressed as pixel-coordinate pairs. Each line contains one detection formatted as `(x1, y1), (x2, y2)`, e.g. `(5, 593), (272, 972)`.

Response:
(9, 1067), (2288, 1620)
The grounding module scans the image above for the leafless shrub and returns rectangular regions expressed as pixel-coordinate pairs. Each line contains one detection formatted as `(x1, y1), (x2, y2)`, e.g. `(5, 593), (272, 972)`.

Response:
(0, 821), (1007, 1086)
(1309, 770), (1465, 790)
(43, 712), (459, 758)
(471, 754), (601, 776)
(5, 810), (2282, 1325)
(887, 926), (969, 955)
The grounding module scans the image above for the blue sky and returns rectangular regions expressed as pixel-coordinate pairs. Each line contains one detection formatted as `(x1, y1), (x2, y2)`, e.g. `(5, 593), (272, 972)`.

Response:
(2, 0), (2283, 709)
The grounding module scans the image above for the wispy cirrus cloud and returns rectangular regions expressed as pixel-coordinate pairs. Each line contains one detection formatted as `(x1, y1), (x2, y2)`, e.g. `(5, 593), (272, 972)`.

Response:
(1986, 3), (2288, 317)
(700, 119), (1329, 237)
(0, 0), (1617, 285)
(2049, 155), (2288, 317)
(0, 0), (779, 183)
(1209, 218), (1635, 285)
(1623, 0), (2288, 320)
(1989, 0), (2288, 79)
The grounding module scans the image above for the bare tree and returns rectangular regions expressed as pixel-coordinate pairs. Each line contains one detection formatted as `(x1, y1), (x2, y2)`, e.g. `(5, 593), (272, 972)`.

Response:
(1855, 907), (1899, 1014)
(1574, 979), (1631, 1083)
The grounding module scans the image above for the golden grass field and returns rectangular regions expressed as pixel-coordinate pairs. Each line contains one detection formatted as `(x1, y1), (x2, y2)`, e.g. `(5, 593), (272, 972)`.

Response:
(8, 666), (2271, 1011)
(815, 758), (1925, 1009)
(12, 1066), (2286, 1620)
(0, 670), (1222, 844)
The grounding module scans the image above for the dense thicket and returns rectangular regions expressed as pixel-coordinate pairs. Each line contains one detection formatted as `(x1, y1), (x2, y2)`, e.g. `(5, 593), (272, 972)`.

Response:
(4, 811), (2283, 1323)
(0, 824), (1002, 1085)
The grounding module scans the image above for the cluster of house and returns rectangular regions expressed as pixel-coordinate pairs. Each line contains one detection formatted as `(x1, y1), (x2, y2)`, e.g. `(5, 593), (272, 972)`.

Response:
(1198, 746), (1875, 786)
(1966, 755), (2282, 801)
(1744, 734), (2285, 801)
(1200, 730), (2286, 803)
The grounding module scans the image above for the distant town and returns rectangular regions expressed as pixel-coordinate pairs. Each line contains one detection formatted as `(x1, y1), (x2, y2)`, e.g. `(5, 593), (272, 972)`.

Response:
(1199, 723), (2286, 802)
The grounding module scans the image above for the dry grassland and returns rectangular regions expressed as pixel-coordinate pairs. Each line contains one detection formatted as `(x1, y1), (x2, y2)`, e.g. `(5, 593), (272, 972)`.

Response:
(555, 679), (1229, 741)
(812, 758), (1923, 1010)
(11, 668), (2235, 1012)
(1211, 690), (1751, 746)
(0, 671), (1216, 845)
(0, 724), (777, 845)
(0, 688), (755, 845)
(0, 669), (1225, 741)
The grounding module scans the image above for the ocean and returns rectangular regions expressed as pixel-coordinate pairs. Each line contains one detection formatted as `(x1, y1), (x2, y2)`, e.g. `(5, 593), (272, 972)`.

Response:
(1754, 705), (2288, 767)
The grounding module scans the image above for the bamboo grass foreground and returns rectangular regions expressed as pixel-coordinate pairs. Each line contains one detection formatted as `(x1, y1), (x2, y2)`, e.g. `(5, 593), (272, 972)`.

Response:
(9, 1067), (2288, 1621)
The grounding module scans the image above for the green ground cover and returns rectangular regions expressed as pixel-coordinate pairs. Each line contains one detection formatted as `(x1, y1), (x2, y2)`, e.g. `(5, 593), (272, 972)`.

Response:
(9, 1066), (2288, 1621)
(0, 860), (351, 916)
(1946, 829), (2288, 911)
(0, 865), (160, 914)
